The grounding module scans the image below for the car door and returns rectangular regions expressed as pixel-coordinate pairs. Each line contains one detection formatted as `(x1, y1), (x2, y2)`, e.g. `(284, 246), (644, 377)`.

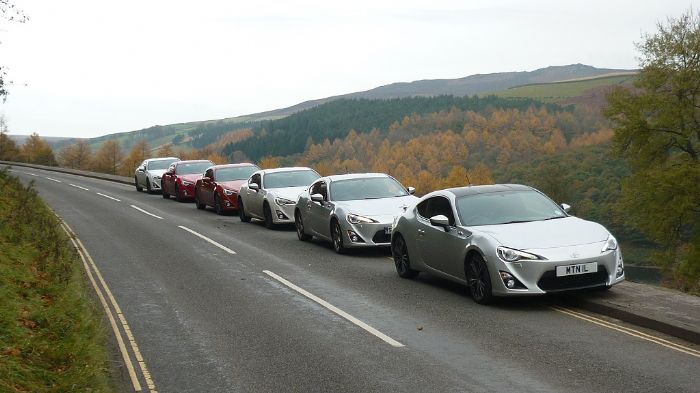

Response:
(305, 180), (331, 238)
(247, 173), (264, 217)
(416, 196), (467, 278)
(201, 168), (215, 205)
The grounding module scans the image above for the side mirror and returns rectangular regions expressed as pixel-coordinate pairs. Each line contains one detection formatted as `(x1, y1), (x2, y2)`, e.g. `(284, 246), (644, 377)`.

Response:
(249, 183), (260, 191)
(429, 214), (450, 230)
(407, 186), (415, 195)
(561, 203), (571, 213)
(310, 193), (324, 203)
(137, 167), (145, 172)
(203, 176), (212, 182)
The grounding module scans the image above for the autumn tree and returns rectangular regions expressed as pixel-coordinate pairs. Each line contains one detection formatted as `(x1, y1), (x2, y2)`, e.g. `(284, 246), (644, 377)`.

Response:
(0, 114), (19, 160)
(258, 156), (280, 169)
(605, 9), (700, 290)
(157, 143), (175, 157)
(20, 133), (56, 165)
(121, 139), (150, 176)
(58, 140), (92, 170)
(92, 140), (123, 175)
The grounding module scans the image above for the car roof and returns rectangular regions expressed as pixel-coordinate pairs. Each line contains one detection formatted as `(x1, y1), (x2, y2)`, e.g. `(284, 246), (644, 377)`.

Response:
(445, 184), (533, 197)
(145, 157), (178, 162)
(174, 160), (213, 165)
(261, 166), (315, 174)
(325, 173), (390, 182)
(212, 163), (258, 169)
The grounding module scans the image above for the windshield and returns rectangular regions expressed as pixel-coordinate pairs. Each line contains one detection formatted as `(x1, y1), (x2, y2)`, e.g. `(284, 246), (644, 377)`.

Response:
(216, 166), (258, 182)
(331, 177), (408, 201)
(456, 190), (566, 226)
(148, 159), (177, 170)
(177, 162), (212, 175)
(265, 170), (320, 188)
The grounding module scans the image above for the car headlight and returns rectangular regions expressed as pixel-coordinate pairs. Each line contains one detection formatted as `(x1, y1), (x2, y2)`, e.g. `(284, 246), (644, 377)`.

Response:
(181, 180), (194, 186)
(601, 235), (618, 253)
(347, 213), (378, 224)
(497, 246), (541, 262)
(224, 189), (236, 196)
(153, 175), (161, 180)
(274, 197), (296, 206)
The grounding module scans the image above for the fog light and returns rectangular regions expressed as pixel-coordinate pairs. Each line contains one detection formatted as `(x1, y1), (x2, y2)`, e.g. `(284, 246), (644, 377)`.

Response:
(499, 271), (524, 289)
(275, 210), (288, 220)
(225, 201), (231, 207)
(346, 230), (364, 243)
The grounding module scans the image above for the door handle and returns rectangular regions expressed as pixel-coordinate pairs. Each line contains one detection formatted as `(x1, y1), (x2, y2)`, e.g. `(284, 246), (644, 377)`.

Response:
(417, 229), (425, 235)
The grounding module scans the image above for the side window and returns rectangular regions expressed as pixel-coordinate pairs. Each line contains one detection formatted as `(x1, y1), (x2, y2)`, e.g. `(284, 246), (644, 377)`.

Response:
(416, 199), (429, 218)
(425, 196), (456, 226)
(250, 173), (261, 186)
(141, 160), (148, 169)
(310, 181), (327, 200)
(168, 163), (176, 174)
(205, 168), (214, 179)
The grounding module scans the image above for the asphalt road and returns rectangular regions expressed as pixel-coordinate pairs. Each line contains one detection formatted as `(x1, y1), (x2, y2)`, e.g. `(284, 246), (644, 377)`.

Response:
(4, 165), (699, 393)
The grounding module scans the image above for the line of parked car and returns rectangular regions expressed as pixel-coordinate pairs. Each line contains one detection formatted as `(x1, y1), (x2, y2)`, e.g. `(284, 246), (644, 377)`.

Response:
(135, 157), (625, 304)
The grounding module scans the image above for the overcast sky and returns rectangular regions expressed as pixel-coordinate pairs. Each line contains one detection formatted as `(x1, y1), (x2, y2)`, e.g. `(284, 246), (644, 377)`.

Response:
(0, 0), (694, 138)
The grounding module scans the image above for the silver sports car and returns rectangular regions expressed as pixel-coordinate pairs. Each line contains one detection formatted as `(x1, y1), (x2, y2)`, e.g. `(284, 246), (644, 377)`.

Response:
(295, 173), (418, 253)
(391, 184), (625, 304)
(238, 167), (321, 228)
(134, 157), (179, 193)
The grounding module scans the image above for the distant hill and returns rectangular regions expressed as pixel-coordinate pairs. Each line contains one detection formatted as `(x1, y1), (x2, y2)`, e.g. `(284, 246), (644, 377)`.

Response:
(9, 135), (75, 147)
(62, 64), (635, 151)
(493, 73), (637, 103)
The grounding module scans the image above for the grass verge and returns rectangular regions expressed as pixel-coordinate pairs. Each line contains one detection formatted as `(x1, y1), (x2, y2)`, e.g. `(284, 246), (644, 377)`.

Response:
(0, 167), (114, 392)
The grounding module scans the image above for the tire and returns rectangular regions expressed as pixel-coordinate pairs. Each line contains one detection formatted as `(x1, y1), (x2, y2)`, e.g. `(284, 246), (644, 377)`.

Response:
(263, 203), (274, 229)
(466, 253), (493, 305)
(215, 194), (225, 215)
(392, 234), (419, 279)
(162, 180), (170, 199)
(146, 178), (152, 193)
(295, 211), (311, 241)
(175, 184), (183, 202)
(239, 198), (251, 222)
(331, 219), (346, 254)
(195, 189), (206, 210)
(135, 177), (143, 192)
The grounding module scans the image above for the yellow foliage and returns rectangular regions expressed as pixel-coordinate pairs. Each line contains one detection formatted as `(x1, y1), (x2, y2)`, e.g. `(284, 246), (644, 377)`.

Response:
(258, 156), (281, 169)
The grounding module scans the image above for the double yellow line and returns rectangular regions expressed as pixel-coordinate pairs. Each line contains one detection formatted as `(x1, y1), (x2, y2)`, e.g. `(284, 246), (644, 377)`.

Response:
(58, 217), (158, 392)
(551, 306), (700, 358)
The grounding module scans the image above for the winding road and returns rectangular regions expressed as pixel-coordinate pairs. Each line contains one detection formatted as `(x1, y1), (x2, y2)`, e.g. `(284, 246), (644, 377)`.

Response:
(5, 165), (699, 393)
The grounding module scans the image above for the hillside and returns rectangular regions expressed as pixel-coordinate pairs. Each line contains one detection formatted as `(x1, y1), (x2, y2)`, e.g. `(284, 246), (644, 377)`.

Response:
(59, 64), (633, 152)
(493, 74), (636, 103)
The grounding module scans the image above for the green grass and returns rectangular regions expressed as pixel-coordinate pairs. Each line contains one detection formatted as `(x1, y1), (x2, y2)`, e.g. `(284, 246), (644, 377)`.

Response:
(493, 74), (636, 102)
(0, 168), (114, 392)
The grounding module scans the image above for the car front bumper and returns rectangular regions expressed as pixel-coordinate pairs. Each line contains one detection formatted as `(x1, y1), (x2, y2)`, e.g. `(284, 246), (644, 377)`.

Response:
(272, 203), (296, 224)
(340, 219), (394, 248)
(488, 242), (625, 296)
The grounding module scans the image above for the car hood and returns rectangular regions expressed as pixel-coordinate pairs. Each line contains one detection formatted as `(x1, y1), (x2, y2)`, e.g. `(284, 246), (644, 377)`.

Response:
(148, 169), (167, 177)
(269, 186), (307, 201)
(180, 174), (203, 183)
(220, 179), (247, 191)
(336, 195), (418, 219)
(475, 217), (609, 250)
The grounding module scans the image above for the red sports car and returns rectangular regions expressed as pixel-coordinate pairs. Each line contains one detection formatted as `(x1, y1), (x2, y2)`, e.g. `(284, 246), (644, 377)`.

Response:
(161, 160), (214, 202)
(194, 163), (260, 215)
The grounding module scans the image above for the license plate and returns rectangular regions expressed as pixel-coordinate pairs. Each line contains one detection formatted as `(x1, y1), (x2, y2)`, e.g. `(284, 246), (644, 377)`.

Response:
(384, 226), (392, 235)
(556, 262), (597, 277)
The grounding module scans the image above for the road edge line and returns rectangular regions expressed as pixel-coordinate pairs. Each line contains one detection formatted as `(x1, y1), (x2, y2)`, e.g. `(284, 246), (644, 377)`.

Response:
(58, 216), (158, 392)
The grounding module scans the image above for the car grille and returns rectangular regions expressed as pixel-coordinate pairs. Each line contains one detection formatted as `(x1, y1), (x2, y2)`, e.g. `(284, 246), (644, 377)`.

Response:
(537, 266), (609, 292)
(372, 231), (391, 244)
